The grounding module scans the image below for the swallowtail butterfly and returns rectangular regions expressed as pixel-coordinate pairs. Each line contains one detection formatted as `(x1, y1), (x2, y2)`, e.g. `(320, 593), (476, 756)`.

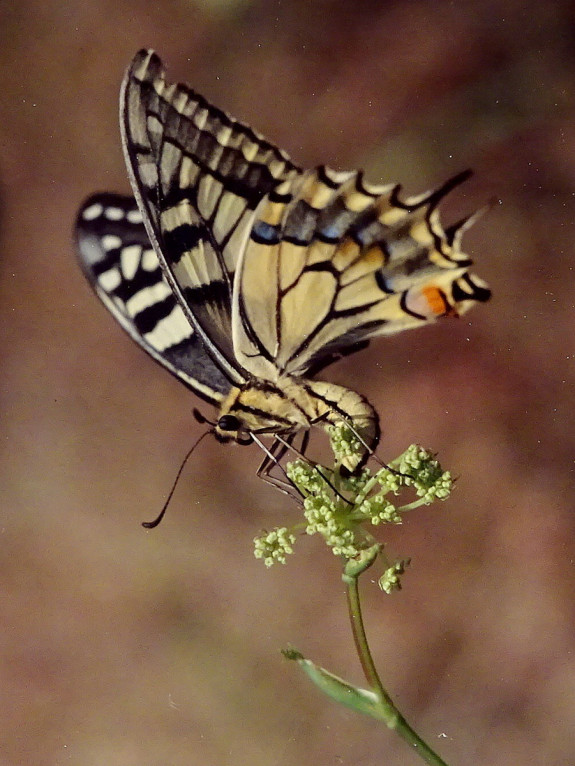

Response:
(76, 49), (491, 474)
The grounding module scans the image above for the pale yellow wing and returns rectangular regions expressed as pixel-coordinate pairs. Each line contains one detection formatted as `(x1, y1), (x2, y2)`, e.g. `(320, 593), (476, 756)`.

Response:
(232, 166), (490, 380)
(121, 49), (301, 384)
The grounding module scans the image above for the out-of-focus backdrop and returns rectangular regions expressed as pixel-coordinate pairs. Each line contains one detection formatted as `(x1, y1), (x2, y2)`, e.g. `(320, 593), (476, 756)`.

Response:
(1, 1), (575, 764)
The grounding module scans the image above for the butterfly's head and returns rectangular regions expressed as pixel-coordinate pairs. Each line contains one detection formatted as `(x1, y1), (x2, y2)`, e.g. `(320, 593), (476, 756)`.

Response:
(214, 414), (253, 446)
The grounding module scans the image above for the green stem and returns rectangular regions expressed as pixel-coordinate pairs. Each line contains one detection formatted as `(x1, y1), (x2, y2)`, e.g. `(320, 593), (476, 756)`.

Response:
(344, 571), (450, 766)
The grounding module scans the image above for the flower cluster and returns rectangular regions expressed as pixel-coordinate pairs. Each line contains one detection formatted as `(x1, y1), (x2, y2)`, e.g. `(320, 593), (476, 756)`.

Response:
(396, 444), (453, 503)
(252, 426), (454, 590)
(254, 527), (297, 567)
(379, 559), (411, 594)
(328, 423), (364, 467)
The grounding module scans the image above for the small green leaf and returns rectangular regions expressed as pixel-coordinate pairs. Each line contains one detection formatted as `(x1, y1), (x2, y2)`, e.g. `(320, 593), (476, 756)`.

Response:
(281, 647), (304, 662)
(286, 652), (386, 721)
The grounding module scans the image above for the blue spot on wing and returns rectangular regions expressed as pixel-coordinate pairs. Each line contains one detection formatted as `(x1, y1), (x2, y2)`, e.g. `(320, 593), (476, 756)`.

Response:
(251, 220), (282, 245)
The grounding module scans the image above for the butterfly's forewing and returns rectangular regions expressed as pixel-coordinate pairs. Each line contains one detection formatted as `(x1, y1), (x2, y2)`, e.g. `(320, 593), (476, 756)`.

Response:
(120, 49), (301, 385)
(233, 167), (491, 379)
(76, 193), (231, 404)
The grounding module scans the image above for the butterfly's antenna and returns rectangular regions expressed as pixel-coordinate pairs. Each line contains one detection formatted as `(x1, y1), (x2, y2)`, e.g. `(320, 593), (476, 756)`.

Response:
(193, 408), (216, 427)
(142, 430), (211, 529)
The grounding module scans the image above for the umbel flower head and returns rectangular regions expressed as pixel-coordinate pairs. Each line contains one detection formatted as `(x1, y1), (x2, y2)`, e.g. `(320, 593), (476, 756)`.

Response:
(254, 426), (454, 592)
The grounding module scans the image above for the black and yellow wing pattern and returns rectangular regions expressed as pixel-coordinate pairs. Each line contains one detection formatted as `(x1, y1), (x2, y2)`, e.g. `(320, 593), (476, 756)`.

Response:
(120, 50), (300, 386)
(76, 192), (231, 404)
(76, 49), (490, 472)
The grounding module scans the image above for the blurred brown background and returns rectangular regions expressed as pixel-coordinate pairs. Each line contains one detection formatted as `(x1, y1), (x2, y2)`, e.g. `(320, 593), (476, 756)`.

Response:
(1, 1), (575, 764)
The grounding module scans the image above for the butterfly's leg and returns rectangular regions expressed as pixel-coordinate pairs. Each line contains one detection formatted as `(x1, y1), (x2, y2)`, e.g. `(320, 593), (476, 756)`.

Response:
(253, 433), (306, 500)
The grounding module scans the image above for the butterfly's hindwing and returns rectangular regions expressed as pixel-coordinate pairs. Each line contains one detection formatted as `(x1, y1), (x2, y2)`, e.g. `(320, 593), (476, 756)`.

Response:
(233, 167), (491, 379)
(76, 193), (231, 404)
(120, 49), (301, 385)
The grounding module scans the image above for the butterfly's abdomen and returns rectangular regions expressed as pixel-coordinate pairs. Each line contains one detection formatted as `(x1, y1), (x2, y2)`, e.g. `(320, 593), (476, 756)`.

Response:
(283, 378), (379, 473)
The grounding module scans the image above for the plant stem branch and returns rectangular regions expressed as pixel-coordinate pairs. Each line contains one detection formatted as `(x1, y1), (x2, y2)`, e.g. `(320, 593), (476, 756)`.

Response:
(344, 571), (450, 766)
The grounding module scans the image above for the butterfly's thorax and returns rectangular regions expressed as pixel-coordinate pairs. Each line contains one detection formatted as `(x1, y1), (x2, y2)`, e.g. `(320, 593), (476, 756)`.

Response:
(217, 378), (312, 435)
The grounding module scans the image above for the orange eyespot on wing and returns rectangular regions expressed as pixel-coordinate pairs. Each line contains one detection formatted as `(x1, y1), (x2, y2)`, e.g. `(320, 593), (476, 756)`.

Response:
(421, 285), (457, 318)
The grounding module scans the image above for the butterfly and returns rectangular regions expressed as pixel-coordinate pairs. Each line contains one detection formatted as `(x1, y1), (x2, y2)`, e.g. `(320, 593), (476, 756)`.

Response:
(76, 49), (491, 476)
